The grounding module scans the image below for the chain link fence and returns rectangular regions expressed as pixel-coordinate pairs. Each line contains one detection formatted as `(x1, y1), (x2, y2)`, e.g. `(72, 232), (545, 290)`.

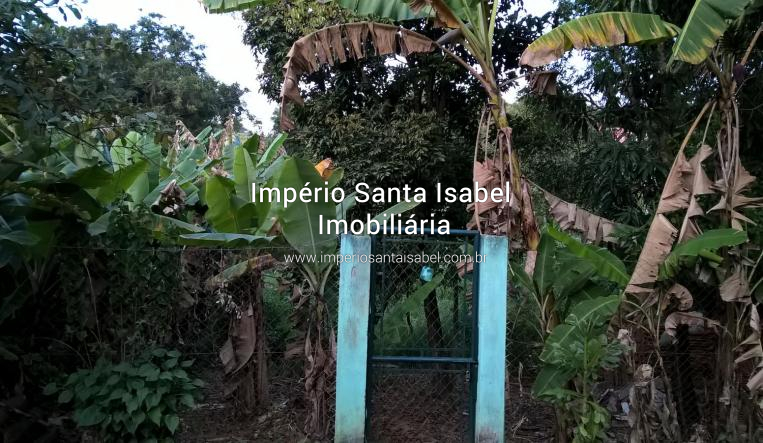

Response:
(367, 233), (476, 442)
(47, 240), (745, 442)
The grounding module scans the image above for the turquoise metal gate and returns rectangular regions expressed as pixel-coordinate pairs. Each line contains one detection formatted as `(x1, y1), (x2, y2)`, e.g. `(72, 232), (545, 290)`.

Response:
(334, 233), (508, 443)
(367, 230), (479, 442)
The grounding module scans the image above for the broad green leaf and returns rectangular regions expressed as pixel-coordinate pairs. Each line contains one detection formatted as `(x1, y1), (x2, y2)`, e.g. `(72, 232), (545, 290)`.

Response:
(148, 407), (162, 426)
(365, 200), (421, 234)
(179, 233), (274, 247)
(96, 160), (149, 204)
(43, 383), (57, 395)
(327, 167), (344, 189)
(204, 257), (271, 288)
(164, 414), (180, 434)
(74, 404), (105, 426)
(274, 157), (337, 273)
(204, 175), (243, 232)
(89, 212), (203, 237)
(110, 139), (130, 171)
(201, 0), (273, 12)
(58, 389), (73, 403)
(202, 0), (427, 20)
(138, 136), (162, 187)
(538, 295), (620, 367)
(336, 0), (480, 25)
(257, 133), (287, 167)
(179, 393), (195, 408)
(241, 134), (260, 155)
(533, 233), (557, 296)
(222, 141), (236, 174)
(660, 229), (747, 279)
(565, 294), (621, 328)
(202, 0), (478, 26)
(233, 146), (257, 202)
(151, 215), (205, 235)
(553, 253), (597, 300)
(377, 274), (445, 345)
(520, 12), (680, 67)
(568, 284), (612, 306)
(87, 212), (111, 236)
(547, 227), (629, 287)
(509, 263), (534, 294)
(67, 166), (113, 188)
(669, 0), (756, 66)
(540, 324), (583, 360)
(126, 173), (150, 207)
(0, 230), (39, 245)
(336, 0), (424, 21)
(532, 365), (574, 397)
(195, 126), (213, 144)
(24, 220), (59, 258)
(176, 145), (206, 167)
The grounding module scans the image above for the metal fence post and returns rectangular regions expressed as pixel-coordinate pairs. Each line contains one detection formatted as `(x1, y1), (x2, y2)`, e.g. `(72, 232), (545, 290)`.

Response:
(474, 235), (508, 443)
(335, 235), (372, 443)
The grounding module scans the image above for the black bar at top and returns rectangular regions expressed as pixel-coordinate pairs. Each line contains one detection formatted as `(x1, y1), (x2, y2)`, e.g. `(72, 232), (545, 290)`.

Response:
(370, 355), (476, 365)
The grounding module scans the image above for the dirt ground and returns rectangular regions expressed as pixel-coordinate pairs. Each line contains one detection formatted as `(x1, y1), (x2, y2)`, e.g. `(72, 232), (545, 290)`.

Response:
(178, 367), (310, 443)
(179, 368), (558, 443)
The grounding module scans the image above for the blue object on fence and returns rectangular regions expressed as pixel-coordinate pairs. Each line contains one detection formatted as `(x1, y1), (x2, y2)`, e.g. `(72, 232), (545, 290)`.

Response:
(420, 266), (433, 282)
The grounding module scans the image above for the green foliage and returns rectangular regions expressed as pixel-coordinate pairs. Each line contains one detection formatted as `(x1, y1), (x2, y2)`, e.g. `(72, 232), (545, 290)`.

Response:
(204, 0), (481, 24)
(239, 0), (543, 225)
(547, 226), (629, 286)
(659, 228), (749, 279)
(59, 205), (185, 359)
(520, 12), (680, 66)
(668, 0), (758, 66)
(531, 0), (757, 68)
(273, 157), (337, 274)
(533, 295), (625, 442)
(45, 348), (203, 441)
(262, 271), (297, 353)
(376, 274), (444, 345)
(511, 230), (626, 441)
(333, 0), (483, 23)
(509, 98), (667, 226)
(2, 1), (248, 134)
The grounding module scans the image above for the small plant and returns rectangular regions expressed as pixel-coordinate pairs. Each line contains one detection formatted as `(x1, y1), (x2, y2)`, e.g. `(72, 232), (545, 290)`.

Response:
(45, 348), (203, 441)
(533, 297), (626, 443)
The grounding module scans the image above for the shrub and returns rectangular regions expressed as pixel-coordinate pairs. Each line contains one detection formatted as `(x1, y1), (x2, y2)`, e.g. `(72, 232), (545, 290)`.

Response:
(45, 348), (203, 441)
(58, 204), (184, 361)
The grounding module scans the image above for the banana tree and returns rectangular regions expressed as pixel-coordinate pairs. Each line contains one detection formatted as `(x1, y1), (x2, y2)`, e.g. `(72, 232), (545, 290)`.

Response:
(183, 137), (419, 436)
(511, 226), (628, 441)
(515, 226), (747, 441)
(522, 1), (763, 437)
(203, 0), (552, 273)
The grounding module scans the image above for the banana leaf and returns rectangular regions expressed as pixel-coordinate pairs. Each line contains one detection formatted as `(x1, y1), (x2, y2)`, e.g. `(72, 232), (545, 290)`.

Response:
(520, 12), (680, 67)
(669, 0), (756, 66)
(659, 228), (748, 279)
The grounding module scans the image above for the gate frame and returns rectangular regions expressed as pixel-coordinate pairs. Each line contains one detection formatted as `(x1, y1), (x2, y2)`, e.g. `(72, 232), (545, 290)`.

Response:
(335, 232), (508, 443)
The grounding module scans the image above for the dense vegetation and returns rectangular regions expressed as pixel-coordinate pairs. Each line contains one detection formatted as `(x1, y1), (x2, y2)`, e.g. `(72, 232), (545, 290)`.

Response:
(1, 0), (763, 441)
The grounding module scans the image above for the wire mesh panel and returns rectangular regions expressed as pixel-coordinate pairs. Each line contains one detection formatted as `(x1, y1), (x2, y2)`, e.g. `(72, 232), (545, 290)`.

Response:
(368, 232), (478, 442)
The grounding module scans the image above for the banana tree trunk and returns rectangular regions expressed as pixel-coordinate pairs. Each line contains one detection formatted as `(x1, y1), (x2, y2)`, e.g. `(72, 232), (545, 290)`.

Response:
(479, 70), (541, 274)
(302, 288), (337, 439)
